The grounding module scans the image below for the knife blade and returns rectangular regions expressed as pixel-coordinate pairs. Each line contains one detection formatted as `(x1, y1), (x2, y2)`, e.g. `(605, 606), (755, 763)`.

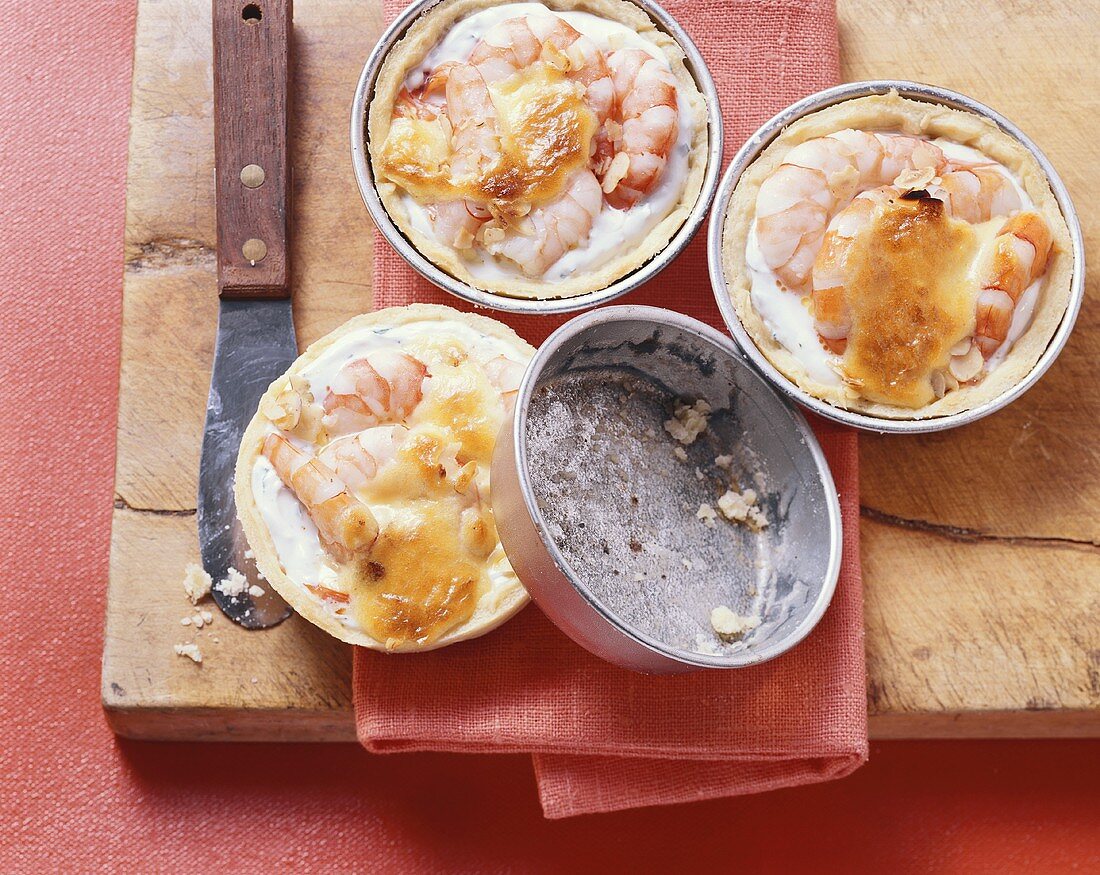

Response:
(200, 0), (296, 628)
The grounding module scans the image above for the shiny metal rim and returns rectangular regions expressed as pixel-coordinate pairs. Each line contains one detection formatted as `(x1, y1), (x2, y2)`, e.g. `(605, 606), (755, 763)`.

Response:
(706, 79), (1086, 434)
(351, 0), (724, 314)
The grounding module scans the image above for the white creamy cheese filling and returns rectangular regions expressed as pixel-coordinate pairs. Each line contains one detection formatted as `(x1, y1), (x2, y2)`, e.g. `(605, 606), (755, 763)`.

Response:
(744, 136), (1043, 389)
(249, 320), (525, 630)
(398, 1), (695, 283)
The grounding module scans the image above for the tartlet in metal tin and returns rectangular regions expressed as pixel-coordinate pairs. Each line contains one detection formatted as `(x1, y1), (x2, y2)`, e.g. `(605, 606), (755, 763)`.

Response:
(357, 0), (719, 310)
(711, 83), (1081, 430)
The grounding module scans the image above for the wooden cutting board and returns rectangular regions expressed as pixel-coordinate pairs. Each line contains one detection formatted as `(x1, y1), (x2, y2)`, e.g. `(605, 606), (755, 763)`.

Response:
(102, 0), (1100, 741)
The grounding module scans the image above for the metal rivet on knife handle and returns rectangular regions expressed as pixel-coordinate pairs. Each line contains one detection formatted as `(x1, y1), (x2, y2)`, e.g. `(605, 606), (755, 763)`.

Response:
(242, 238), (267, 263)
(212, 0), (290, 299)
(240, 164), (265, 188)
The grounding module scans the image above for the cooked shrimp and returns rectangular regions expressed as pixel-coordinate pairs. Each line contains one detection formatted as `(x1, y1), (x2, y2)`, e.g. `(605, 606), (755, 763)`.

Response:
(808, 164), (1026, 352)
(428, 200), (486, 251)
(812, 187), (1053, 372)
(810, 186), (897, 353)
(411, 63), (501, 249)
(602, 49), (678, 209)
(929, 165), (1021, 224)
(468, 14), (615, 183)
(468, 14), (613, 122)
(755, 131), (947, 289)
(482, 354), (527, 413)
(394, 64), (452, 120)
(322, 349), (429, 435)
(444, 63), (500, 181)
(486, 169), (603, 275)
(262, 433), (378, 559)
(482, 355), (526, 393)
(317, 425), (410, 494)
(974, 211), (1052, 357)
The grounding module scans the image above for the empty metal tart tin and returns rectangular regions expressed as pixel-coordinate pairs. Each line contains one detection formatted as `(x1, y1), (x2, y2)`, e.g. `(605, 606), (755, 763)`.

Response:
(351, 0), (724, 314)
(491, 306), (842, 673)
(707, 80), (1085, 434)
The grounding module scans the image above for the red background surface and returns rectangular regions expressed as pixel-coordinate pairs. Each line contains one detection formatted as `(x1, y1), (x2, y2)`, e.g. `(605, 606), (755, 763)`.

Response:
(0, 1), (1097, 871)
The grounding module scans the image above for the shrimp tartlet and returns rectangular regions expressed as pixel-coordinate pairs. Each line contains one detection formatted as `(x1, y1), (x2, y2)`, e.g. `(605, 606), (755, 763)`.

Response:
(368, 0), (708, 300)
(234, 305), (535, 651)
(721, 91), (1074, 418)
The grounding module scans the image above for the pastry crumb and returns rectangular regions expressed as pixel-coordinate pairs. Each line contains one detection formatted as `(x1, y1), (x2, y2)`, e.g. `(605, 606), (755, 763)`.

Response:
(215, 567), (249, 599)
(717, 488), (768, 530)
(715, 454), (733, 469)
(710, 605), (759, 642)
(192, 614), (205, 629)
(174, 643), (203, 664)
(182, 563), (212, 604)
(180, 617), (192, 627)
(200, 610), (213, 624)
(663, 399), (712, 445)
(248, 584), (265, 598)
(673, 446), (688, 462)
(696, 503), (718, 528)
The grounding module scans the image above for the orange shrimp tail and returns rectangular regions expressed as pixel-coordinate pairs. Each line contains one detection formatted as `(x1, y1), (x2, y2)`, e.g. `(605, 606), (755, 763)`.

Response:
(974, 289), (1015, 357)
(305, 583), (351, 604)
(811, 283), (851, 354)
(974, 212), (1053, 358)
(1006, 211), (1053, 282)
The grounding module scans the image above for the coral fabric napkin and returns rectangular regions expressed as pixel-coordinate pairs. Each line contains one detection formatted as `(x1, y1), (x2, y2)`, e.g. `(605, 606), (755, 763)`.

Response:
(356, 0), (867, 818)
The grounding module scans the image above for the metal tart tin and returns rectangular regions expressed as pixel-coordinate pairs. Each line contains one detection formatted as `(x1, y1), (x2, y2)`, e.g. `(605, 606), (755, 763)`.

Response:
(707, 80), (1085, 434)
(351, 0), (723, 314)
(491, 306), (842, 673)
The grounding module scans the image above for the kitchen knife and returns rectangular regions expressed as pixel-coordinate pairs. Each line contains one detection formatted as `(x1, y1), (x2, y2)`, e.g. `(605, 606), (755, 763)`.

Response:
(199, 0), (295, 628)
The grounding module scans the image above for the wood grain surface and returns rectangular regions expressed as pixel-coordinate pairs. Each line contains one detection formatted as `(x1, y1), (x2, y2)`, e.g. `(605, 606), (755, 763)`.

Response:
(212, 0), (293, 297)
(102, 0), (1100, 741)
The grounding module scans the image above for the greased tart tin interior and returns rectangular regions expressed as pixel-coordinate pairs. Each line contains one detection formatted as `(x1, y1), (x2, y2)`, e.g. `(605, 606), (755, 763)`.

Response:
(491, 306), (842, 673)
(707, 81), (1084, 433)
(352, 0), (723, 313)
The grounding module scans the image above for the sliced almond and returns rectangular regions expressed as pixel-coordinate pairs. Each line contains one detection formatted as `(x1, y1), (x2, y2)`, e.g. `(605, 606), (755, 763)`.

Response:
(454, 226), (476, 250)
(894, 166), (937, 192)
(930, 369), (947, 399)
(541, 40), (570, 71)
(949, 344), (985, 383)
(602, 152), (630, 194)
(564, 42), (586, 72)
(454, 460), (479, 494)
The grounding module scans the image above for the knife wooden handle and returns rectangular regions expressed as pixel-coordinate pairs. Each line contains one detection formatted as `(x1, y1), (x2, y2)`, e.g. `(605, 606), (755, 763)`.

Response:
(212, 0), (292, 299)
